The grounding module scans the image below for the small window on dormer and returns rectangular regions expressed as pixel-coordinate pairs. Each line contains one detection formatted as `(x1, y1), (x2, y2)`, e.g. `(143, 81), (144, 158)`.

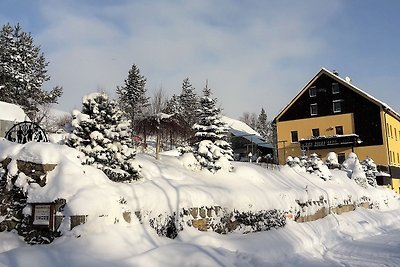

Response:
(309, 86), (317, 97)
(332, 83), (340, 94)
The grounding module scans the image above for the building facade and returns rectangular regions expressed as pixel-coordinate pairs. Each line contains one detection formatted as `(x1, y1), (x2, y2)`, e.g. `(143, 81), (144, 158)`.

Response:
(274, 68), (400, 192)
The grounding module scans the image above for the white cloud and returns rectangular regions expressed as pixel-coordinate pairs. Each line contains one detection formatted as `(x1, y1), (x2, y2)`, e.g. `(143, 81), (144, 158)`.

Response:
(35, 0), (343, 118)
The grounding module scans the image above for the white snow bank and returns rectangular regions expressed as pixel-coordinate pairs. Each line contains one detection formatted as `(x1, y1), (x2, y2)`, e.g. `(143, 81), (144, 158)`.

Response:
(0, 139), (398, 227)
(0, 101), (29, 122)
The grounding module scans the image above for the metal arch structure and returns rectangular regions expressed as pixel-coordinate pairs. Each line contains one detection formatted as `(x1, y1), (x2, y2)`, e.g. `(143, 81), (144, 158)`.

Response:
(5, 121), (49, 144)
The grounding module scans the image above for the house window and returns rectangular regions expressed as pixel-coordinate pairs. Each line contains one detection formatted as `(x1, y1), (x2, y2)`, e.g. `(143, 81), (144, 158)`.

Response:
(309, 86), (317, 97)
(312, 128), (320, 138)
(395, 128), (398, 140)
(397, 153), (399, 164)
(338, 153), (346, 164)
(310, 103), (318, 116)
(390, 125), (393, 138)
(335, 126), (343, 135)
(291, 131), (298, 143)
(332, 83), (340, 94)
(333, 100), (342, 113)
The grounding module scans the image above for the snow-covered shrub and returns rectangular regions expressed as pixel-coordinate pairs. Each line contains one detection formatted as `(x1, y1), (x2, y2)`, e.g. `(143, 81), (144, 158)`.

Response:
(361, 157), (378, 187)
(342, 152), (358, 171)
(287, 154), (331, 180)
(308, 153), (332, 180)
(179, 152), (201, 171)
(351, 159), (368, 188)
(67, 93), (140, 182)
(149, 213), (183, 239)
(233, 209), (286, 233)
(326, 152), (340, 169)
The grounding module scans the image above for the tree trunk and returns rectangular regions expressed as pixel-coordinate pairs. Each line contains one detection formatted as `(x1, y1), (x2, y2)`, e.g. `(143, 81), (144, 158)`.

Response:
(156, 133), (161, 160)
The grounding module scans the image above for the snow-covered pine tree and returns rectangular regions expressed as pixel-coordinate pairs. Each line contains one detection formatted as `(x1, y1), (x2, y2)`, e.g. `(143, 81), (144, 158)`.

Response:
(180, 78), (199, 126)
(192, 83), (233, 173)
(68, 93), (140, 182)
(361, 157), (378, 187)
(0, 23), (62, 119)
(163, 94), (182, 115)
(116, 64), (149, 127)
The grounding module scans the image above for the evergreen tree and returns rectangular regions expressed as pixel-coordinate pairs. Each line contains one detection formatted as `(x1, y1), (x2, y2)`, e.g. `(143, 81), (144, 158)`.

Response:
(0, 23), (62, 119)
(192, 83), (233, 173)
(361, 157), (378, 187)
(68, 93), (140, 182)
(256, 108), (268, 138)
(163, 94), (182, 115)
(180, 77), (199, 126)
(117, 64), (149, 127)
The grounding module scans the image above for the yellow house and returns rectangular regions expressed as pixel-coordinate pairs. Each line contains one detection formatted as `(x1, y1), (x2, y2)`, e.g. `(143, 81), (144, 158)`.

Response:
(274, 68), (400, 192)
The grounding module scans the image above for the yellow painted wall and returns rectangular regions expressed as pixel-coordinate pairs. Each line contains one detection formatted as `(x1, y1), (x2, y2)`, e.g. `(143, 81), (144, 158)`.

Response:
(276, 114), (355, 164)
(392, 179), (400, 194)
(383, 112), (400, 167)
(276, 113), (388, 165)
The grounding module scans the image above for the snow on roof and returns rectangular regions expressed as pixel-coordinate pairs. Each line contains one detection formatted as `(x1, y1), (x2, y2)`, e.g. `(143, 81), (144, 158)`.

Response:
(230, 128), (273, 149)
(221, 116), (260, 136)
(0, 101), (29, 122)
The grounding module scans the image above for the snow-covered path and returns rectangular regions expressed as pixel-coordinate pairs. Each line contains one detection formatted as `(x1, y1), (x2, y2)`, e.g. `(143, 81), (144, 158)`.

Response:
(323, 228), (400, 267)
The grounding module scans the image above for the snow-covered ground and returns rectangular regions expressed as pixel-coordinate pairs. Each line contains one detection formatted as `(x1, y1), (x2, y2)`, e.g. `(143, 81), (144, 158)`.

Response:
(0, 139), (400, 266)
(1, 208), (400, 266)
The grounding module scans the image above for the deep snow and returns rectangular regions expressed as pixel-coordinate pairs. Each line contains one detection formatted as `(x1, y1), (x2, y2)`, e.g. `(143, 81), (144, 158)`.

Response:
(1, 209), (400, 266)
(0, 139), (400, 266)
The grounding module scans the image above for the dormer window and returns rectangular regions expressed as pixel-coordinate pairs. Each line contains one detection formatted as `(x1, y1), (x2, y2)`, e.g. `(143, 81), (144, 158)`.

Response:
(332, 83), (339, 94)
(309, 86), (317, 97)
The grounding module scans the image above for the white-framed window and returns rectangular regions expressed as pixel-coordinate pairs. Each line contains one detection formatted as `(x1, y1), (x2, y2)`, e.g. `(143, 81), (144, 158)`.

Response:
(332, 83), (340, 94)
(310, 103), (318, 116)
(333, 100), (342, 113)
(309, 86), (317, 97)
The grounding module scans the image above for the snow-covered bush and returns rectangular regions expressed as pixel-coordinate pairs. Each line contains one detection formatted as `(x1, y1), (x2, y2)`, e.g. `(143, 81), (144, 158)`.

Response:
(326, 152), (340, 169)
(361, 157), (378, 187)
(67, 93), (140, 182)
(342, 152), (358, 171)
(308, 153), (332, 180)
(286, 154), (331, 180)
(351, 159), (368, 188)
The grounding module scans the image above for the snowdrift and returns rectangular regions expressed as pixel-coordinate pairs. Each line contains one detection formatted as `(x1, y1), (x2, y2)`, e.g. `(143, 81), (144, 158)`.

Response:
(1, 139), (398, 235)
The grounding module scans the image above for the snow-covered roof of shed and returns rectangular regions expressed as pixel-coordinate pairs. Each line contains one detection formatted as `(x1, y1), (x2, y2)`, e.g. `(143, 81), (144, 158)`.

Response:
(229, 128), (273, 149)
(0, 101), (29, 122)
(274, 68), (400, 121)
(221, 116), (260, 136)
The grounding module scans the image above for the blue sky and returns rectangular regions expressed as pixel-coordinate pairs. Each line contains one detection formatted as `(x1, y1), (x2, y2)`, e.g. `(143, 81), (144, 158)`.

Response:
(1, 0), (400, 120)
